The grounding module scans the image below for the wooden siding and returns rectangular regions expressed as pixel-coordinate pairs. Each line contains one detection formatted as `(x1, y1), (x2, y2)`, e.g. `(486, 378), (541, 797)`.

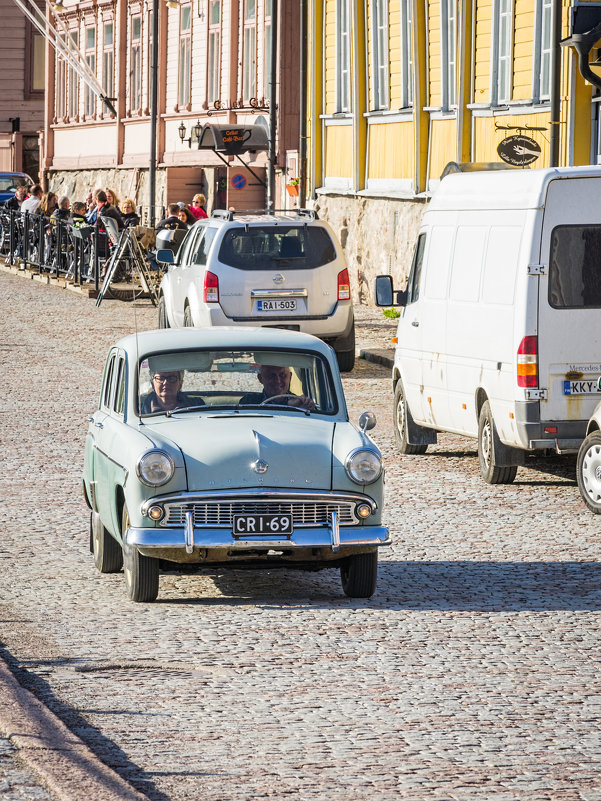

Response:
(428, 117), (457, 180)
(325, 124), (353, 177)
(472, 111), (550, 164)
(367, 121), (414, 179)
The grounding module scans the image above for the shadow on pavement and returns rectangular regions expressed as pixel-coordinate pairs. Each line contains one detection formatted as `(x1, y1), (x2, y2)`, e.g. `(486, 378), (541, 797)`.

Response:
(158, 559), (601, 612)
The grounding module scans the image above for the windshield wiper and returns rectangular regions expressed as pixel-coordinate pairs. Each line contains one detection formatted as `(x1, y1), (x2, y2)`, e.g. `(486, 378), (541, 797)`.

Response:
(165, 404), (210, 417)
(237, 402), (311, 416)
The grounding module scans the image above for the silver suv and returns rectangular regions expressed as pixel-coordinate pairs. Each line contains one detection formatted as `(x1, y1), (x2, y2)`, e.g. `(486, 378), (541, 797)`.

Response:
(157, 209), (355, 371)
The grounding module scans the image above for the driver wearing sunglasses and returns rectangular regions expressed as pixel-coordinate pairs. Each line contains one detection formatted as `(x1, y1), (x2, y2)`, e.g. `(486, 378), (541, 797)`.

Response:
(140, 370), (201, 414)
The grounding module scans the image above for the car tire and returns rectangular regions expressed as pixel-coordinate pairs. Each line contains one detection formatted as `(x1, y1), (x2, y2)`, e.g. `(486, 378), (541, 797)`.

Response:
(91, 511), (123, 573)
(478, 400), (517, 484)
(335, 349), (355, 372)
(393, 380), (428, 455)
(121, 505), (159, 602)
(577, 431), (601, 513)
(183, 305), (193, 327)
(340, 552), (378, 598)
(158, 295), (169, 329)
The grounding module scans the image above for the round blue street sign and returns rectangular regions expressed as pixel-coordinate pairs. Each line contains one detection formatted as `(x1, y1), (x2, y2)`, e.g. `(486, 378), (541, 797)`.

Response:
(232, 173), (246, 190)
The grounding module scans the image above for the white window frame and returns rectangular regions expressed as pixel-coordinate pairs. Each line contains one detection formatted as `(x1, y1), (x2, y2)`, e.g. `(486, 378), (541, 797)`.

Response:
(102, 21), (114, 103)
(400, 0), (413, 108)
(207, 0), (221, 105)
(56, 55), (67, 120)
(130, 14), (142, 113)
(532, 0), (552, 103)
(243, 0), (257, 102)
(336, 0), (351, 113)
(84, 26), (96, 118)
(491, 0), (513, 106)
(178, 4), (192, 108)
(371, 0), (389, 110)
(263, 0), (272, 100)
(68, 29), (79, 120)
(441, 0), (456, 110)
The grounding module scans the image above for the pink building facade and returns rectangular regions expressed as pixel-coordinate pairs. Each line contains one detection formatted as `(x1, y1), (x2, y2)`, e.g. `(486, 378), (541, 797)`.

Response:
(44, 0), (301, 214)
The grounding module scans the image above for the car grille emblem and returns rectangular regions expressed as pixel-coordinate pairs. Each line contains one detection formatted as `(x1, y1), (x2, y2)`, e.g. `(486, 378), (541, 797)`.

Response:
(252, 459), (269, 474)
(272, 273), (285, 283)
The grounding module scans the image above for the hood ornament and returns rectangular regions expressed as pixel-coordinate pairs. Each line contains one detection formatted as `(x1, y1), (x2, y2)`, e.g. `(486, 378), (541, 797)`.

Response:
(272, 273), (285, 283)
(252, 459), (269, 474)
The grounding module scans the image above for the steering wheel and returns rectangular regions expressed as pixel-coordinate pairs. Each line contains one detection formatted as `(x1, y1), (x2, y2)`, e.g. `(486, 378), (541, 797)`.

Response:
(259, 394), (298, 406)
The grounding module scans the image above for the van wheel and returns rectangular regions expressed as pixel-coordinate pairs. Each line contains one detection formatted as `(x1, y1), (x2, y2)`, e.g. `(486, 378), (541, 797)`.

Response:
(577, 432), (601, 513)
(121, 505), (159, 602)
(183, 305), (193, 327)
(393, 381), (427, 454)
(158, 295), (169, 329)
(478, 400), (517, 484)
(340, 552), (378, 598)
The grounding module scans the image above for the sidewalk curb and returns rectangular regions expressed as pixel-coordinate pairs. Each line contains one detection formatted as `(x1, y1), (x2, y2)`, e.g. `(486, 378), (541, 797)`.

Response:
(0, 655), (148, 801)
(360, 347), (394, 370)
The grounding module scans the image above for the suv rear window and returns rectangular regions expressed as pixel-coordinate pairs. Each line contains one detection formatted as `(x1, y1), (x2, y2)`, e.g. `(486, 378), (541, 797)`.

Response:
(550, 225), (601, 308)
(218, 225), (336, 270)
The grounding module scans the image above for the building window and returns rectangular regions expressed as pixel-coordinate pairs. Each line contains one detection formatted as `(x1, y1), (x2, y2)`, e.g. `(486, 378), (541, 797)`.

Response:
(400, 0), (413, 108)
(263, 0), (272, 100)
(68, 29), (79, 119)
(130, 15), (142, 112)
(533, 0), (552, 102)
(371, 0), (389, 110)
(103, 22), (114, 104)
(207, 0), (221, 104)
(178, 5), (192, 107)
(337, 0), (351, 112)
(24, 21), (44, 99)
(243, 0), (256, 102)
(441, 0), (456, 109)
(85, 27), (96, 117)
(492, 0), (512, 105)
(56, 56), (67, 119)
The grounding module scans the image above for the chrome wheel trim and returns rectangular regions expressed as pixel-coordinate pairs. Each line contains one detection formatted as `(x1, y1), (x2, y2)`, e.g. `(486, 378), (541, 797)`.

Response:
(395, 391), (406, 438)
(481, 419), (492, 469)
(581, 443), (601, 505)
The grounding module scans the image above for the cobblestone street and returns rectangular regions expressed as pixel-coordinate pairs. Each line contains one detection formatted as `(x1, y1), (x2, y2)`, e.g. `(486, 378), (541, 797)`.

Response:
(1, 269), (601, 801)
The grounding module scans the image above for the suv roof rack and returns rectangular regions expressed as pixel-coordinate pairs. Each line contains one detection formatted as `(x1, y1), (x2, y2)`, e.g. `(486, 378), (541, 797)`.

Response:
(210, 208), (319, 221)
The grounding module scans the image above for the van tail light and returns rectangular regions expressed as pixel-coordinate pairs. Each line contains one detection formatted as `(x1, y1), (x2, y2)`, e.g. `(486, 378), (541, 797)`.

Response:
(517, 335), (538, 388)
(204, 271), (219, 303)
(337, 268), (350, 301)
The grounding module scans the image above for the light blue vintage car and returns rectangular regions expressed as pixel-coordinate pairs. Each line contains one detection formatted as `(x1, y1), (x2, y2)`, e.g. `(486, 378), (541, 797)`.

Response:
(83, 327), (390, 601)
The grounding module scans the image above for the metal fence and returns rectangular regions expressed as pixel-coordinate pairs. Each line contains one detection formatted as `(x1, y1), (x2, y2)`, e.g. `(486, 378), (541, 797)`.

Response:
(0, 208), (116, 292)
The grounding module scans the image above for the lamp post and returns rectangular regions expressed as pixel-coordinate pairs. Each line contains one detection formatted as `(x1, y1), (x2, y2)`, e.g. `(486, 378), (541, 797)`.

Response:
(148, 0), (160, 226)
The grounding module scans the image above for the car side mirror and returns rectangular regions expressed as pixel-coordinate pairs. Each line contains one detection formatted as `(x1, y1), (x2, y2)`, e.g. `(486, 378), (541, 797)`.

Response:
(156, 249), (175, 265)
(359, 411), (376, 432)
(375, 275), (407, 307)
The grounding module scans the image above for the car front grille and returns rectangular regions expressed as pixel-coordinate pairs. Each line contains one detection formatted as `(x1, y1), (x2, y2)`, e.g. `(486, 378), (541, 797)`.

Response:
(162, 499), (358, 527)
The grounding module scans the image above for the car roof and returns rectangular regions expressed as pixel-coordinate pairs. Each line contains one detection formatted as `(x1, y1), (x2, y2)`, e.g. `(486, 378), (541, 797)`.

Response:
(206, 210), (321, 226)
(114, 326), (335, 359)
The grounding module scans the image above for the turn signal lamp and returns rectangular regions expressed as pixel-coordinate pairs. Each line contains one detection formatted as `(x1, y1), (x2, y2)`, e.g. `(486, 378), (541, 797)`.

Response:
(204, 270), (219, 303)
(356, 503), (372, 519)
(148, 505), (165, 521)
(337, 268), (350, 300)
(517, 336), (538, 388)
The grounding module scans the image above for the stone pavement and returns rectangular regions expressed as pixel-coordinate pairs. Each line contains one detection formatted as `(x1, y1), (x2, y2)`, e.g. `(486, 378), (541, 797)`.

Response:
(2, 264), (601, 801)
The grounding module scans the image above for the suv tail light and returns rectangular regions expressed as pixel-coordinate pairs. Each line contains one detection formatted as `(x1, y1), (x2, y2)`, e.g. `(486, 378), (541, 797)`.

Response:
(337, 268), (350, 301)
(204, 271), (219, 303)
(517, 335), (538, 388)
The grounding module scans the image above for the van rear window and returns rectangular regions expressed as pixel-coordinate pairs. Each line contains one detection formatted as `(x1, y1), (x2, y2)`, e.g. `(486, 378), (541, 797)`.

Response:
(218, 226), (336, 270)
(550, 225), (601, 309)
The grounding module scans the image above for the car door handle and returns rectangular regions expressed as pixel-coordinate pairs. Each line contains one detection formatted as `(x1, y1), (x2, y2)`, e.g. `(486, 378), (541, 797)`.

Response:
(86, 416), (94, 422)
(411, 320), (419, 327)
(94, 422), (104, 429)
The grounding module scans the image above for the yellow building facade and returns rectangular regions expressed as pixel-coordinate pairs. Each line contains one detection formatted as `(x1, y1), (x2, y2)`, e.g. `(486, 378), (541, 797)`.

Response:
(307, 0), (601, 301)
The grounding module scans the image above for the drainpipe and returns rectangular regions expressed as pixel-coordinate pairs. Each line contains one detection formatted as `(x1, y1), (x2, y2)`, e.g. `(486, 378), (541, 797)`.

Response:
(268, 0), (278, 210)
(549, 0), (562, 167)
(299, 0), (307, 205)
(148, 0), (159, 226)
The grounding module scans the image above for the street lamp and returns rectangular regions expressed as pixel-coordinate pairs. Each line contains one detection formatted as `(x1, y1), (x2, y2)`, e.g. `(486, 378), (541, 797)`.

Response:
(178, 119), (202, 148)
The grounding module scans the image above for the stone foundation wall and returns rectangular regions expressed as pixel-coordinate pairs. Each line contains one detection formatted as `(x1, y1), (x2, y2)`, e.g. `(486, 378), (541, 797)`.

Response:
(46, 168), (166, 218)
(313, 193), (428, 306)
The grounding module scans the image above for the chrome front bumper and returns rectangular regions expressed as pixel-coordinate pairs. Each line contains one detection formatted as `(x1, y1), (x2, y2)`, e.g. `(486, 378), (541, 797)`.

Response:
(126, 514), (390, 554)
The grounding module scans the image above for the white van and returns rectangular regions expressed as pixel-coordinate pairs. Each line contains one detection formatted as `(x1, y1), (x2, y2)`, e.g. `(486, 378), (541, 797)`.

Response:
(376, 166), (601, 484)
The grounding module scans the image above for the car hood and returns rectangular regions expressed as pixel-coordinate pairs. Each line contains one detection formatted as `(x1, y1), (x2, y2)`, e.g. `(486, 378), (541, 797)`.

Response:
(146, 414), (336, 491)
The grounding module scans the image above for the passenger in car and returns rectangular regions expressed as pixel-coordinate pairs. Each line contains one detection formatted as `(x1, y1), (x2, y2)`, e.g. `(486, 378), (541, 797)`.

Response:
(140, 370), (203, 414)
(239, 365), (315, 410)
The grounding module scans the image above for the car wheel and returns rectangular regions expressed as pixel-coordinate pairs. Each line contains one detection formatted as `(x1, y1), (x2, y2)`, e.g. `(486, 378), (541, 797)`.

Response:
(340, 552), (378, 598)
(121, 505), (159, 602)
(91, 511), (123, 573)
(158, 295), (170, 329)
(183, 305), (193, 327)
(335, 349), (355, 372)
(393, 380), (427, 455)
(478, 400), (517, 484)
(577, 431), (601, 513)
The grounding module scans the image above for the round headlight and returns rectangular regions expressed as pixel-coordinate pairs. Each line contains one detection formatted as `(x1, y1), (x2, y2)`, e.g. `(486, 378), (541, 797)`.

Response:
(345, 448), (382, 484)
(136, 451), (175, 487)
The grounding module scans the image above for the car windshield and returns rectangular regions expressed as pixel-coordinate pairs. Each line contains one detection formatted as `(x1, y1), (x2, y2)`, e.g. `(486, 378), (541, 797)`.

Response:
(218, 225), (337, 270)
(0, 175), (29, 192)
(138, 348), (338, 417)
